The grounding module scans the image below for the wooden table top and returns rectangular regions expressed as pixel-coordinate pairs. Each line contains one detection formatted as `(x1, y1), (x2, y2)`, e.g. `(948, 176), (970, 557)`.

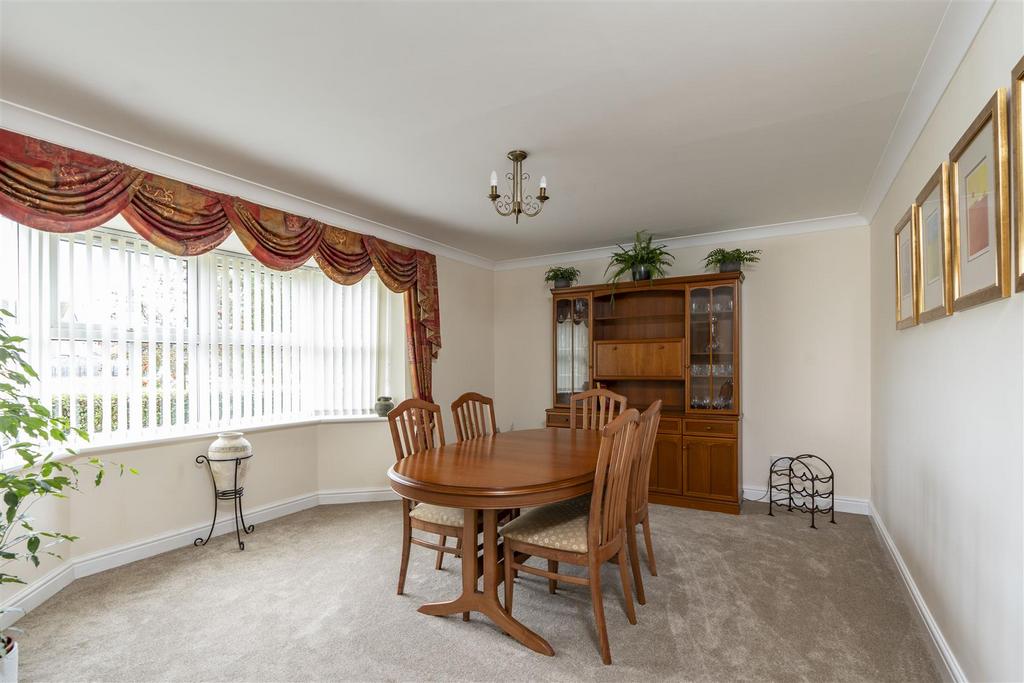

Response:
(387, 427), (603, 509)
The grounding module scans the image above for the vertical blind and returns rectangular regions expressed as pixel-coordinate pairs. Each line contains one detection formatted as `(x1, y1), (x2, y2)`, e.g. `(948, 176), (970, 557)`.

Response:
(0, 218), (399, 457)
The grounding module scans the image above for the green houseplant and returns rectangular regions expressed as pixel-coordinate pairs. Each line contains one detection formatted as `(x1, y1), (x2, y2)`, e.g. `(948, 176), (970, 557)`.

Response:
(0, 310), (126, 677)
(703, 248), (762, 273)
(605, 231), (675, 283)
(544, 266), (581, 289)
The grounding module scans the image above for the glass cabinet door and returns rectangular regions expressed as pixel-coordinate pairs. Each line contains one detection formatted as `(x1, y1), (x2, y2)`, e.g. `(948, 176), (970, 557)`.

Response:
(687, 285), (736, 412)
(554, 295), (591, 405)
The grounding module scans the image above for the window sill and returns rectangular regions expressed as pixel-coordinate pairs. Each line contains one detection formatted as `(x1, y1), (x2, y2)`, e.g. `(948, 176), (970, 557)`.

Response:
(3, 415), (388, 471)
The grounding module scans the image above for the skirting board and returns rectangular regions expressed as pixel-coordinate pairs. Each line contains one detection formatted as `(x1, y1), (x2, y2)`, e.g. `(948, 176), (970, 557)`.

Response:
(870, 503), (965, 683)
(0, 487), (399, 629)
(742, 487), (870, 515)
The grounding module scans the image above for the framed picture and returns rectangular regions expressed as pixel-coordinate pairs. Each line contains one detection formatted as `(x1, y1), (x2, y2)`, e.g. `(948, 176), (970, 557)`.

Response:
(1012, 56), (1023, 292)
(894, 207), (918, 329)
(949, 89), (1011, 310)
(914, 163), (952, 322)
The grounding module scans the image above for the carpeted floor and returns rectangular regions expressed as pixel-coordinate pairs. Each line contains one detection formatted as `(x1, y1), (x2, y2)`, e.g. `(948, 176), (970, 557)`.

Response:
(16, 501), (942, 682)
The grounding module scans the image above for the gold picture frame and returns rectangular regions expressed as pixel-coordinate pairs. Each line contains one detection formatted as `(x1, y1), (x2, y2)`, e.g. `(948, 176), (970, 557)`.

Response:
(1012, 56), (1023, 293)
(894, 207), (918, 329)
(914, 162), (953, 322)
(949, 89), (1011, 310)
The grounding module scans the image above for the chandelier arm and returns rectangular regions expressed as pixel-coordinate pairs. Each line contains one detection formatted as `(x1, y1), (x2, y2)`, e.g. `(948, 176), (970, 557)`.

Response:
(521, 203), (544, 218)
(492, 200), (514, 217)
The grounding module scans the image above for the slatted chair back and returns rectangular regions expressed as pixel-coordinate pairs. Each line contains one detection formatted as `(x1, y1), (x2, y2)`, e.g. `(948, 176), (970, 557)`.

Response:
(569, 388), (627, 431)
(631, 400), (662, 515)
(588, 408), (641, 550)
(388, 398), (445, 461)
(451, 392), (499, 441)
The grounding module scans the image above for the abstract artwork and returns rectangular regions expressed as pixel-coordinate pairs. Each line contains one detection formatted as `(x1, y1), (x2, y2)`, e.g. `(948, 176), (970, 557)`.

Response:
(965, 160), (990, 260)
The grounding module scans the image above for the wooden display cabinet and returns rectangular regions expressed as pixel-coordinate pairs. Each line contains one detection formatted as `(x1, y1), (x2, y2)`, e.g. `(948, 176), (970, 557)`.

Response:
(545, 272), (743, 514)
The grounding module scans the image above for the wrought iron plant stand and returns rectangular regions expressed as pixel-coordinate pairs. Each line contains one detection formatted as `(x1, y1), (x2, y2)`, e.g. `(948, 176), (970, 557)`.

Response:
(768, 454), (835, 529)
(194, 453), (255, 550)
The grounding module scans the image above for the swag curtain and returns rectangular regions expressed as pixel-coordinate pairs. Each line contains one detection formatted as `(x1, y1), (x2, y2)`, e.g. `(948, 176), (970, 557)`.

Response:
(0, 128), (440, 400)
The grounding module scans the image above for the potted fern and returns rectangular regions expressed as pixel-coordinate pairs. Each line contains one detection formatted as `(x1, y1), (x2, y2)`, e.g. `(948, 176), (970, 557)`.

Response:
(703, 248), (762, 273)
(606, 231), (675, 283)
(0, 310), (127, 682)
(544, 266), (581, 289)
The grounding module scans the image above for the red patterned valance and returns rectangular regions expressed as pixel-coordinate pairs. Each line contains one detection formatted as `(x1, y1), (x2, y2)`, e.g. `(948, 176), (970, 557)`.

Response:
(0, 129), (441, 396)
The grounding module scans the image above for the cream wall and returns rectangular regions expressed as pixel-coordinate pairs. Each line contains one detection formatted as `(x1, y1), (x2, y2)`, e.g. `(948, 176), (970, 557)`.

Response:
(868, 2), (1023, 680)
(494, 226), (872, 500)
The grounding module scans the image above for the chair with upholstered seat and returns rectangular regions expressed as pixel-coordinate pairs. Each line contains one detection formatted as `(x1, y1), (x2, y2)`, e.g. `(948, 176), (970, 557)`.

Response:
(501, 409), (642, 665)
(451, 392), (499, 441)
(569, 388), (627, 430)
(626, 400), (661, 605)
(389, 398), (471, 593)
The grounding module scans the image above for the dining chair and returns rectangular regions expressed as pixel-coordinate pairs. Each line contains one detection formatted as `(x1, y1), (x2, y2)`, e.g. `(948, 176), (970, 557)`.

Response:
(626, 399), (662, 605)
(501, 408), (642, 665)
(451, 392), (499, 441)
(569, 387), (627, 430)
(388, 398), (470, 593)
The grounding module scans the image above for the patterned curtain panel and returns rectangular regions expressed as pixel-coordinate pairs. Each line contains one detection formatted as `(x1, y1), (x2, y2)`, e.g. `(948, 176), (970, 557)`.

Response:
(0, 128), (441, 397)
(122, 174), (232, 256)
(0, 133), (143, 232)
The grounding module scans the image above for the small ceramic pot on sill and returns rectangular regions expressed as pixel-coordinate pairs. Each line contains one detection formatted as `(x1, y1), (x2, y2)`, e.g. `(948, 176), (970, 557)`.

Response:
(375, 396), (395, 417)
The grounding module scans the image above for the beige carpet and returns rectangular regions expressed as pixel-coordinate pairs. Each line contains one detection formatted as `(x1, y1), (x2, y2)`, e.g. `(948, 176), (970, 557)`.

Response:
(16, 501), (942, 682)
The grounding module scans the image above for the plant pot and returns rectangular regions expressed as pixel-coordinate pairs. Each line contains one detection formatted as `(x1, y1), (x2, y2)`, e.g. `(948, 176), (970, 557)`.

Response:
(631, 265), (653, 281)
(551, 278), (573, 289)
(374, 396), (395, 417)
(206, 432), (252, 491)
(719, 261), (742, 273)
(1, 638), (18, 683)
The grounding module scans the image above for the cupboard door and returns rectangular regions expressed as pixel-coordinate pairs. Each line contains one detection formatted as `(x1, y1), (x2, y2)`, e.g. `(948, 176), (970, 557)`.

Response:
(649, 434), (682, 495)
(686, 284), (738, 413)
(682, 437), (738, 502)
(554, 295), (591, 404)
(633, 340), (683, 377)
(594, 342), (636, 377)
(594, 340), (683, 379)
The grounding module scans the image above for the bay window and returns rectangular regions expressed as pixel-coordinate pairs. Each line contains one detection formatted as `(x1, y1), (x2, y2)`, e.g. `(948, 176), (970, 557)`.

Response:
(0, 217), (403, 457)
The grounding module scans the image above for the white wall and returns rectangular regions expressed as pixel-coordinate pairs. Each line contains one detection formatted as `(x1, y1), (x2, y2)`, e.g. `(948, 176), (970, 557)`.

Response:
(869, 2), (1023, 680)
(494, 226), (872, 500)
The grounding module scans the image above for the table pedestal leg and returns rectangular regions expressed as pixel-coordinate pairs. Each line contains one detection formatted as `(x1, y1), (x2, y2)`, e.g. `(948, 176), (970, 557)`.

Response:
(418, 508), (554, 656)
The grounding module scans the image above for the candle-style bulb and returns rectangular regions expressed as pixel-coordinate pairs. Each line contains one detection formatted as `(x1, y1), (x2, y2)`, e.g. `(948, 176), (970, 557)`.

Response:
(539, 176), (547, 189)
(490, 170), (498, 187)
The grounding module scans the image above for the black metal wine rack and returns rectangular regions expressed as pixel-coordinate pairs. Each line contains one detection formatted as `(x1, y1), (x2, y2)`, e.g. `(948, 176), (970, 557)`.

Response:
(768, 454), (835, 529)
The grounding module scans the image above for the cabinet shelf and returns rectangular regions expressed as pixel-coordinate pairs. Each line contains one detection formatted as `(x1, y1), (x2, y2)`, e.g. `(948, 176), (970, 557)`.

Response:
(593, 313), (685, 322)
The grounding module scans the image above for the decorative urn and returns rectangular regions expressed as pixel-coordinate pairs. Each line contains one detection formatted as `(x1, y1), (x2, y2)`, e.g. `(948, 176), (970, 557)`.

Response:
(206, 432), (252, 491)
(375, 396), (395, 417)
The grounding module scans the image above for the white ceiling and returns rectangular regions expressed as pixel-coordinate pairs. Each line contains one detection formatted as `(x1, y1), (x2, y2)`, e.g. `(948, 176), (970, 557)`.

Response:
(0, 1), (948, 260)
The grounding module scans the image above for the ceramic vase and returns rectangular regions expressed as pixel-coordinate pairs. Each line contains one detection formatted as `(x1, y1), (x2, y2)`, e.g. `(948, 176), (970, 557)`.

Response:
(374, 396), (395, 417)
(0, 639), (18, 683)
(206, 432), (252, 491)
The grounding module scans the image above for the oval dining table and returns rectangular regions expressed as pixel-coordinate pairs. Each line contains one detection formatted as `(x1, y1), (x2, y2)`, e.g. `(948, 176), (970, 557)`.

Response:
(387, 426), (603, 656)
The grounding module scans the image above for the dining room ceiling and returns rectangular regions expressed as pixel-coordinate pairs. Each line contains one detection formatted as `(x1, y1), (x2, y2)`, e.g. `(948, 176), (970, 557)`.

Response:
(0, 1), (948, 260)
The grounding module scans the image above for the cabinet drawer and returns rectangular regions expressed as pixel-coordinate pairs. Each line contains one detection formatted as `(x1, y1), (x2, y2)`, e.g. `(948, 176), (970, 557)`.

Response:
(594, 339), (683, 379)
(683, 419), (737, 437)
(546, 412), (570, 429)
(657, 417), (681, 434)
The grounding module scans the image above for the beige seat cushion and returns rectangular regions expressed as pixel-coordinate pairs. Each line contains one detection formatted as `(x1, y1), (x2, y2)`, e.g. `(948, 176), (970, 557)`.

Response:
(409, 503), (465, 528)
(500, 496), (590, 553)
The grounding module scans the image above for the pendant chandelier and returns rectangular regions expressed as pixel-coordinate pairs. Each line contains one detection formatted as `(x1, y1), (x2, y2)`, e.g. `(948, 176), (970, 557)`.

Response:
(488, 150), (549, 223)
